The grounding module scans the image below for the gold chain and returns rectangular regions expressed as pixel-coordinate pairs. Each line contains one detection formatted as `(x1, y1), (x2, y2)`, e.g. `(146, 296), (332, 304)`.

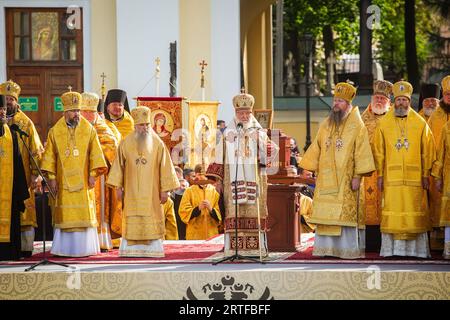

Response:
(326, 112), (350, 151)
(394, 117), (409, 151)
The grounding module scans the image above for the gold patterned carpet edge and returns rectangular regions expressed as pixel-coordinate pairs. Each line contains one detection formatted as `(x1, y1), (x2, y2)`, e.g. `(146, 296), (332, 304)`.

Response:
(0, 269), (449, 300)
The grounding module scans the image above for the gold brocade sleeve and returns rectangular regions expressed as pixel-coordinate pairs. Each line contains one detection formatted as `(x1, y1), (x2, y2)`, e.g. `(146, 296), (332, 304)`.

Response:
(164, 198), (179, 240)
(299, 125), (322, 172)
(431, 124), (447, 179)
(106, 141), (125, 188)
(373, 124), (385, 177)
(40, 128), (57, 177)
(212, 189), (221, 222)
(179, 188), (195, 224)
(354, 125), (376, 176)
(88, 129), (108, 178)
(421, 123), (436, 178)
(158, 143), (180, 192)
(95, 120), (119, 166)
(25, 120), (44, 176)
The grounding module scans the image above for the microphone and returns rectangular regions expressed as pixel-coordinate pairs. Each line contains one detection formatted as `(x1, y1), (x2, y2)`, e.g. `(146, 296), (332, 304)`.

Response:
(236, 122), (243, 130)
(10, 124), (29, 137)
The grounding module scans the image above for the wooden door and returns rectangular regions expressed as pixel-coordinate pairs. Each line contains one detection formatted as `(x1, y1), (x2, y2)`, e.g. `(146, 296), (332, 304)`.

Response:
(5, 8), (83, 141)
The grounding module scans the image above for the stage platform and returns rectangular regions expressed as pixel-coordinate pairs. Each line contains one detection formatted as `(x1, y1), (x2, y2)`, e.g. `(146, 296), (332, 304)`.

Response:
(0, 235), (449, 300)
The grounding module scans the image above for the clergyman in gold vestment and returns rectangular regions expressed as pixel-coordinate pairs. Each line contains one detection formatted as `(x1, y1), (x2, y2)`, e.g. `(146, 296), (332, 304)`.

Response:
(427, 76), (450, 250)
(0, 80), (44, 256)
(300, 82), (375, 259)
(107, 106), (179, 257)
(360, 80), (392, 250)
(374, 81), (436, 258)
(40, 91), (107, 257)
(81, 92), (122, 251)
(104, 89), (134, 140)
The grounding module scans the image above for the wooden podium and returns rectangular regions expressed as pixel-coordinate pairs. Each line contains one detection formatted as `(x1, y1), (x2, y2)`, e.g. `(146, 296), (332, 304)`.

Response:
(264, 129), (313, 252)
(266, 184), (301, 251)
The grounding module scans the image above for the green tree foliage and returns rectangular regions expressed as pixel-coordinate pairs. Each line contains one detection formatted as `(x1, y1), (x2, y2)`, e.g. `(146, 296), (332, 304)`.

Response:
(283, 0), (360, 55)
(372, 0), (438, 79)
(283, 0), (444, 83)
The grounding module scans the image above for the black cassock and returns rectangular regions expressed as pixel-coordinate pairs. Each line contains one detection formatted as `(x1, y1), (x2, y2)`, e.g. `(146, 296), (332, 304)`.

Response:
(0, 126), (29, 261)
(172, 193), (186, 240)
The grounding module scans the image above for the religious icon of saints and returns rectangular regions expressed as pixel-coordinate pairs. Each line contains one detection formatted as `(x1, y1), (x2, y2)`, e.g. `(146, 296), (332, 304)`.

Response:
(197, 116), (211, 147)
(33, 26), (58, 61)
(153, 112), (171, 138)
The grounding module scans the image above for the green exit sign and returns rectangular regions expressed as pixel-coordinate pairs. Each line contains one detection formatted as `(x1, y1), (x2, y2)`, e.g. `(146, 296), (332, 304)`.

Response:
(54, 97), (63, 111)
(18, 97), (38, 112)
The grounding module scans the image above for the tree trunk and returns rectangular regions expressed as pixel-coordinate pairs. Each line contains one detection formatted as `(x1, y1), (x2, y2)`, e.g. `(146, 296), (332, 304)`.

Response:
(274, 0), (284, 96)
(405, 0), (420, 91)
(359, 0), (373, 90)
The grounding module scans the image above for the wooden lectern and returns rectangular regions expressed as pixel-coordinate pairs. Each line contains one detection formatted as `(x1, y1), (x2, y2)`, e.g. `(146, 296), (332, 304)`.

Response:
(266, 184), (301, 251)
(265, 129), (313, 251)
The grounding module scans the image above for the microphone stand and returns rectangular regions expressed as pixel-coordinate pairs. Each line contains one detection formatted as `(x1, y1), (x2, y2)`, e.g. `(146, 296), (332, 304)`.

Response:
(12, 130), (70, 271)
(213, 124), (264, 265)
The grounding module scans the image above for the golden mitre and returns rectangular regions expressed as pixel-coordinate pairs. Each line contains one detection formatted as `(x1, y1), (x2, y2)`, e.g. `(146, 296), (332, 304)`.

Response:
(61, 91), (82, 112)
(393, 80), (413, 99)
(131, 106), (151, 125)
(232, 88), (255, 111)
(373, 80), (393, 98)
(81, 92), (100, 112)
(0, 79), (21, 101)
(333, 81), (357, 102)
(442, 75), (450, 94)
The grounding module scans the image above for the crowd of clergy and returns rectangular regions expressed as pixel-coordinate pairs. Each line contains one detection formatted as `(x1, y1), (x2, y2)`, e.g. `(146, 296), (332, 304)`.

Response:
(0, 74), (449, 261)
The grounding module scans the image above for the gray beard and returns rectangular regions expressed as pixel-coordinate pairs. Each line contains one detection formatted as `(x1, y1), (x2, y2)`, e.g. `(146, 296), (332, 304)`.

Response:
(423, 107), (435, 117)
(394, 107), (409, 117)
(6, 105), (17, 116)
(67, 119), (79, 127)
(328, 109), (346, 127)
(135, 131), (151, 152)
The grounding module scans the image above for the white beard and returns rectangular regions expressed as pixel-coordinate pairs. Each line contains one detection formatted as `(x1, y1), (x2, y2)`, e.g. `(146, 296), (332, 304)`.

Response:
(371, 102), (389, 115)
(423, 107), (435, 117)
(134, 131), (152, 152)
(234, 114), (262, 131)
